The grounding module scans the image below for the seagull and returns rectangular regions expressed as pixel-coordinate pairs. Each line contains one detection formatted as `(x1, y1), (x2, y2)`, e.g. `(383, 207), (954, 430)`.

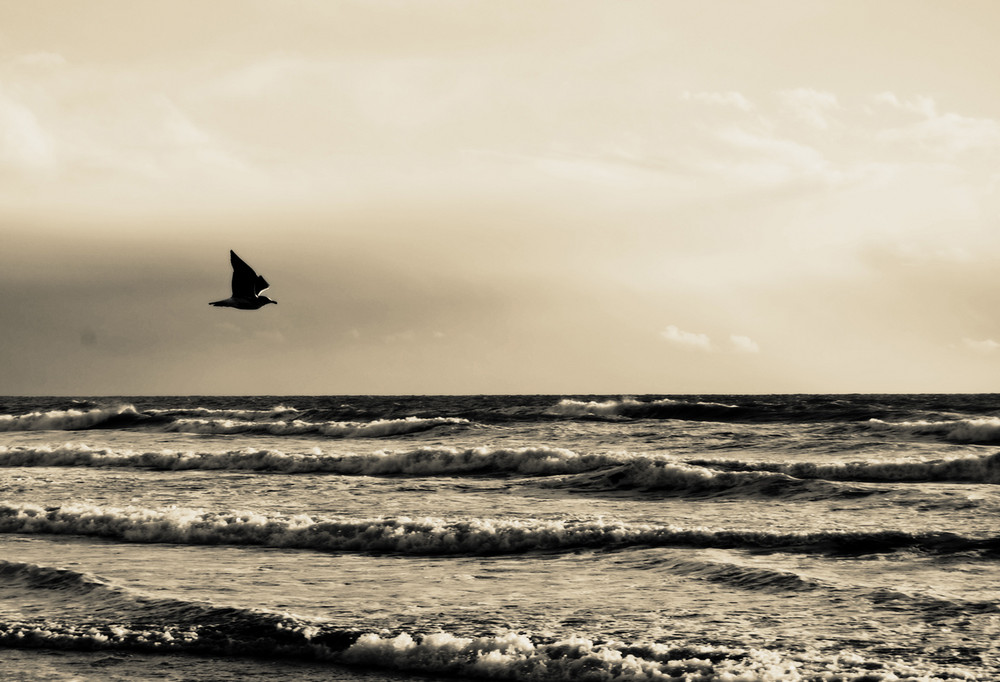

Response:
(209, 250), (277, 309)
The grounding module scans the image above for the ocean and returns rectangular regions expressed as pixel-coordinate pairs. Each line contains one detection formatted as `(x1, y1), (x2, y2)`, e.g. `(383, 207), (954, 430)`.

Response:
(0, 394), (998, 681)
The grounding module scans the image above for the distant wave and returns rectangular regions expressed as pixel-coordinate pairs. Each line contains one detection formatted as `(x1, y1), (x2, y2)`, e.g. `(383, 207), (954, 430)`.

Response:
(868, 417), (1000, 443)
(0, 502), (994, 557)
(543, 460), (877, 499)
(0, 405), (149, 431)
(689, 451), (1000, 484)
(0, 443), (628, 475)
(547, 397), (741, 421)
(0, 404), (467, 438)
(8, 443), (997, 490)
(164, 415), (469, 438)
(147, 405), (301, 420)
(0, 444), (883, 496)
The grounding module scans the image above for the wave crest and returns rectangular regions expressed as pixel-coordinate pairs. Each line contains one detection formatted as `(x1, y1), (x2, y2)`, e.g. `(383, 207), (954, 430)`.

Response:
(546, 460), (869, 499)
(165, 415), (469, 438)
(0, 405), (142, 431)
(868, 417), (1000, 443)
(0, 502), (991, 556)
(692, 451), (1000, 484)
(547, 397), (740, 421)
(0, 443), (631, 476)
(148, 405), (301, 420)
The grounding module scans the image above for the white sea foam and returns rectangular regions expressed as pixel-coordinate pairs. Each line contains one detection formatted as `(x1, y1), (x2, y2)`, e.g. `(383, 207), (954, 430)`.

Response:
(0, 502), (982, 555)
(868, 417), (1000, 443)
(0, 444), (862, 493)
(147, 405), (301, 420)
(0, 619), (975, 681)
(341, 631), (803, 681)
(547, 397), (738, 419)
(548, 398), (641, 417)
(0, 443), (639, 475)
(0, 615), (907, 682)
(7, 441), (999, 488)
(0, 405), (139, 431)
(165, 415), (469, 437)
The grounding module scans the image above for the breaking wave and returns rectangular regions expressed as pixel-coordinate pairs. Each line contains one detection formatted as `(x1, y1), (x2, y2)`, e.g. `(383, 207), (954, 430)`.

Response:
(690, 451), (1000, 484)
(0, 564), (835, 682)
(0, 405), (149, 431)
(0, 404), (467, 438)
(544, 461), (872, 499)
(0, 502), (995, 557)
(0, 616), (819, 681)
(0, 444), (880, 497)
(0, 443), (627, 476)
(9, 443), (996, 491)
(868, 417), (1000, 443)
(0, 558), (989, 680)
(164, 415), (469, 438)
(147, 405), (302, 420)
(547, 397), (741, 421)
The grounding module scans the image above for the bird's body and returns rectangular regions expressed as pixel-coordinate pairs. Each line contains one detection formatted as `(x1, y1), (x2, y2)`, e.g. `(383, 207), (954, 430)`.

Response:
(210, 251), (277, 309)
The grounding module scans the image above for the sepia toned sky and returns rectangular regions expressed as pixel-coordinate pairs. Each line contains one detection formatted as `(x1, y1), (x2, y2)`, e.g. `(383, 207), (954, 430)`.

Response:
(3, 1), (1000, 394)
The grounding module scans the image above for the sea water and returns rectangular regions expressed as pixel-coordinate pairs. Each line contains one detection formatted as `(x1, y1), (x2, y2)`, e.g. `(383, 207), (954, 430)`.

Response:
(0, 394), (998, 680)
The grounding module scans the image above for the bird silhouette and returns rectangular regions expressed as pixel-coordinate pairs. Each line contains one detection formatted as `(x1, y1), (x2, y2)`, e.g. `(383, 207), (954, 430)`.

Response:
(209, 250), (277, 309)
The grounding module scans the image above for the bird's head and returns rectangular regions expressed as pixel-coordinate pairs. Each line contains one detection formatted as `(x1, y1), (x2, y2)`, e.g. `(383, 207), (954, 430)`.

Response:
(261, 296), (277, 306)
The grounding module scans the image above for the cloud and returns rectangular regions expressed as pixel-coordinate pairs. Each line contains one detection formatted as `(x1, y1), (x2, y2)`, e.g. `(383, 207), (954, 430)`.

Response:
(660, 326), (762, 355)
(701, 126), (838, 188)
(681, 90), (754, 112)
(963, 338), (1000, 353)
(779, 88), (839, 130)
(874, 92), (936, 117)
(874, 93), (1000, 155)
(0, 87), (55, 171)
(730, 335), (760, 353)
(14, 52), (67, 67)
(660, 325), (712, 351)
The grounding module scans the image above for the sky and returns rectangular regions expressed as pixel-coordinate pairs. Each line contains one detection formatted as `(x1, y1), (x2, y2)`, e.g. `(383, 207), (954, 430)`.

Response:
(2, 1), (1000, 395)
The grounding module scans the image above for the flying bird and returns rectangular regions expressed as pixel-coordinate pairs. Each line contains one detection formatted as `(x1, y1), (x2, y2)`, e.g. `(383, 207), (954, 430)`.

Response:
(209, 250), (277, 309)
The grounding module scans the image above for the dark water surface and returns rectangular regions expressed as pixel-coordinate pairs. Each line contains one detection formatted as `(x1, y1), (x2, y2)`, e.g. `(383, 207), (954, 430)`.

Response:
(1, 394), (999, 680)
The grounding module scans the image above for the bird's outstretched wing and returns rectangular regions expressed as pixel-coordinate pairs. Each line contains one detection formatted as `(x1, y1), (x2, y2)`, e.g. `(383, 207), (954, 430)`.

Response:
(230, 250), (269, 299)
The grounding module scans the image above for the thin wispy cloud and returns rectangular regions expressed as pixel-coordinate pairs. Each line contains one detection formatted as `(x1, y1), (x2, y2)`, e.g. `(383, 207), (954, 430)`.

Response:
(779, 88), (839, 130)
(14, 51), (66, 67)
(681, 90), (755, 112)
(874, 92), (1000, 155)
(660, 327), (761, 355)
(0, 86), (55, 171)
(963, 338), (1000, 353)
(661, 325), (713, 351)
(730, 335), (761, 354)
